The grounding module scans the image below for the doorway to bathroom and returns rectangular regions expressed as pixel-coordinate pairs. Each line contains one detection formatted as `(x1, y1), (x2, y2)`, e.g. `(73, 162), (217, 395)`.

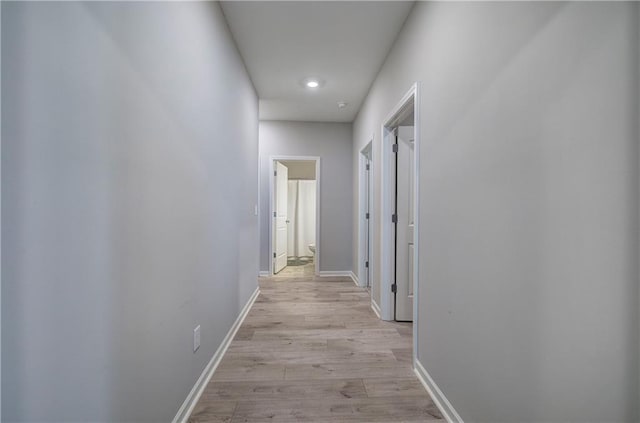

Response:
(269, 157), (320, 276)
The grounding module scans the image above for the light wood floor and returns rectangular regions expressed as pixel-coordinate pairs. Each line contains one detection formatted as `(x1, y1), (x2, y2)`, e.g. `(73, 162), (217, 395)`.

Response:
(275, 260), (316, 278)
(189, 268), (443, 422)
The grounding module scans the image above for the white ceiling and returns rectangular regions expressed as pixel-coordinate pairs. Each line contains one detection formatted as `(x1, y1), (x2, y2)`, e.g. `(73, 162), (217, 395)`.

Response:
(220, 1), (415, 123)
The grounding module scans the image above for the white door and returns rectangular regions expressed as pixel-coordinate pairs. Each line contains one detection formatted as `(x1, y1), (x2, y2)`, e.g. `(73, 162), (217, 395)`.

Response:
(395, 126), (414, 321)
(365, 155), (372, 288)
(273, 161), (289, 274)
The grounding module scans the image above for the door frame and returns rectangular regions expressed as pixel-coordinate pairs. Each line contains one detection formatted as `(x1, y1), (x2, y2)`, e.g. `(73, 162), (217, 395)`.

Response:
(268, 155), (321, 277)
(379, 83), (420, 347)
(358, 139), (374, 288)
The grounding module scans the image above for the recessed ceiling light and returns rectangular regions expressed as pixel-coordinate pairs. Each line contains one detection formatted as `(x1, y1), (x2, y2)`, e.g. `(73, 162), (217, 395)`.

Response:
(337, 101), (348, 109)
(301, 77), (324, 89)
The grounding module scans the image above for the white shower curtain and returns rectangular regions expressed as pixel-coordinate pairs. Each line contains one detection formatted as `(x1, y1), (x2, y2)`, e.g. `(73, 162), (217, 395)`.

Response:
(287, 180), (316, 257)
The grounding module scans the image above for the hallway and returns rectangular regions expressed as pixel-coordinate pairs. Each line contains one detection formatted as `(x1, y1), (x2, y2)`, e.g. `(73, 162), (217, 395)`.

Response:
(3, 2), (639, 422)
(188, 274), (442, 422)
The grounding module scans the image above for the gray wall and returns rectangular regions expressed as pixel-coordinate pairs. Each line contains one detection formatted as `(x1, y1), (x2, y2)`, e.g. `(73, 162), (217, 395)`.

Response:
(353, 2), (639, 422)
(2, 2), (259, 422)
(259, 121), (352, 272)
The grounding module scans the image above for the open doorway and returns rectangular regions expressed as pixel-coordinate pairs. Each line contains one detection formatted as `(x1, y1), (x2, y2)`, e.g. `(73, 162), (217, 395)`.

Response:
(358, 141), (373, 289)
(269, 157), (320, 277)
(380, 84), (419, 323)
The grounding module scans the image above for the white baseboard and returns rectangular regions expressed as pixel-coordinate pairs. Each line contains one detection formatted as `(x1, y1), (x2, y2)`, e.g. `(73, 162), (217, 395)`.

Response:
(258, 271), (269, 277)
(317, 271), (352, 278)
(371, 299), (381, 319)
(414, 359), (463, 423)
(348, 271), (359, 286)
(172, 286), (260, 423)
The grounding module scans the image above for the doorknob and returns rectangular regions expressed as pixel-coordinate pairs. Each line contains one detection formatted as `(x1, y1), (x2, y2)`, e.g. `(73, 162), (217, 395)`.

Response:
(286, 220), (290, 223)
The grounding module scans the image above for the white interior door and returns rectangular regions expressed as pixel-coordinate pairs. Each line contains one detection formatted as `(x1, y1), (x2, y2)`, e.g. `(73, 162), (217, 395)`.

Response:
(273, 161), (288, 274)
(395, 126), (414, 321)
(365, 155), (372, 288)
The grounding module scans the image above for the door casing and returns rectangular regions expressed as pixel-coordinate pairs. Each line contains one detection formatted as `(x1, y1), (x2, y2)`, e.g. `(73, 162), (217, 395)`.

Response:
(379, 83), (420, 361)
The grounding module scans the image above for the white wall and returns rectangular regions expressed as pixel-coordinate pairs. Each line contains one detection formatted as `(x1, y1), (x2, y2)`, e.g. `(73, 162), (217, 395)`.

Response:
(260, 121), (352, 273)
(1, 2), (259, 421)
(354, 2), (639, 422)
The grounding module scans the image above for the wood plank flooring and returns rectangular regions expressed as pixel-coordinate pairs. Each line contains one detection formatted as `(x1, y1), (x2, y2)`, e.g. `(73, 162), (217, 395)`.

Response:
(189, 268), (443, 422)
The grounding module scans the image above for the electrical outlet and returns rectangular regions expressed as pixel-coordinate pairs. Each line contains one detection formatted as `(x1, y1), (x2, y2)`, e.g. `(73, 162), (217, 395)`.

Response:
(193, 325), (201, 352)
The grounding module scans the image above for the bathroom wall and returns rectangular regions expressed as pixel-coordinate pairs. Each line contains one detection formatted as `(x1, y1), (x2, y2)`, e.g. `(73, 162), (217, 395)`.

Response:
(280, 160), (316, 180)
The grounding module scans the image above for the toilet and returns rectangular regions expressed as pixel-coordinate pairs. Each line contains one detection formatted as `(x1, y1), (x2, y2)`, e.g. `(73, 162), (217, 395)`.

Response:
(308, 243), (316, 255)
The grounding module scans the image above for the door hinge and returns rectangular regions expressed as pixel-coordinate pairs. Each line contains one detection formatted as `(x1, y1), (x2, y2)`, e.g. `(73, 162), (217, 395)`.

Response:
(391, 283), (397, 293)
(365, 212), (369, 220)
(392, 214), (397, 223)
(274, 170), (277, 177)
(365, 261), (369, 268)
(273, 252), (276, 258)
(273, 211), (277, 217)
(392, 143), (398, 153)
(366, 163), (370, 170)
